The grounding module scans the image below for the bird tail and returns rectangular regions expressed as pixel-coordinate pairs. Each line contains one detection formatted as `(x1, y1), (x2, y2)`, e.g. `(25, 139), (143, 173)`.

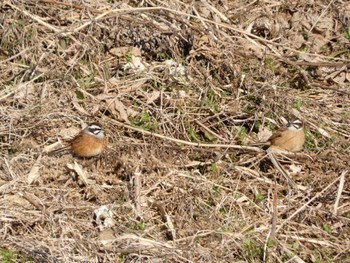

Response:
(266, 148), (298, 189)
(48, 146), (69, 156)
(248, 142), (269, 147)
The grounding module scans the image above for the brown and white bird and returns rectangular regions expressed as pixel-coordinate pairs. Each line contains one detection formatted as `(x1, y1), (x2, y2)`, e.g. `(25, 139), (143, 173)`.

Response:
(265, 119), (305, 189)
(49, 123), (107, 157)
(267, 119), (305, 152)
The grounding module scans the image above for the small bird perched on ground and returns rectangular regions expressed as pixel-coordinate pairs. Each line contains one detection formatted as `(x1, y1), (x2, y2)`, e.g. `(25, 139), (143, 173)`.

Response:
(267, 119), (305, 152)
(265, 119), (306, 189)
(49, 123), (107, 158)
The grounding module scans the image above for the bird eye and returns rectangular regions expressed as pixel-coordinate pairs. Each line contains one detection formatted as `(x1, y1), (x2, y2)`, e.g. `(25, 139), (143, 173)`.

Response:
(88, 127), (101, 134)
(293, 123), (302, 129)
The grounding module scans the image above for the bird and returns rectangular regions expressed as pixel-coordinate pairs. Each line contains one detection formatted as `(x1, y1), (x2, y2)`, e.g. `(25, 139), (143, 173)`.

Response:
(267, 119), (305, 152)
(49, 122), (107, 157)
(264, 119), (305, 189)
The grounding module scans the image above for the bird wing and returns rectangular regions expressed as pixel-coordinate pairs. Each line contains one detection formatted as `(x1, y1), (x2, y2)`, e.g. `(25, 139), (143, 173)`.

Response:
(267, 128), (287, 142)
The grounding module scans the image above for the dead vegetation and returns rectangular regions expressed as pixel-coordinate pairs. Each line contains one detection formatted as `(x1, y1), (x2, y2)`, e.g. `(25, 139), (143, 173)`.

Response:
(0, 0), (349, 262)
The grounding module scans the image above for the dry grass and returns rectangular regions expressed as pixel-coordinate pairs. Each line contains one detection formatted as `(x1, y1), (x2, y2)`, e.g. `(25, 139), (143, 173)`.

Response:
(1, 0), (350, 262)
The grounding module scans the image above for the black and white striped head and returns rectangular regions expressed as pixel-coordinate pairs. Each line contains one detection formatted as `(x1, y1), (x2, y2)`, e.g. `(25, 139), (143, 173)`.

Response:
(286, 119), (303, 131)
(84, 123), (105, 139)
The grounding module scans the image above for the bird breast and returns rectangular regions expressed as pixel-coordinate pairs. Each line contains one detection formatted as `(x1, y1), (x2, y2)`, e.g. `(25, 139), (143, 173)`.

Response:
(269, 129), (305, 152)
(70, 133), (106, 157)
